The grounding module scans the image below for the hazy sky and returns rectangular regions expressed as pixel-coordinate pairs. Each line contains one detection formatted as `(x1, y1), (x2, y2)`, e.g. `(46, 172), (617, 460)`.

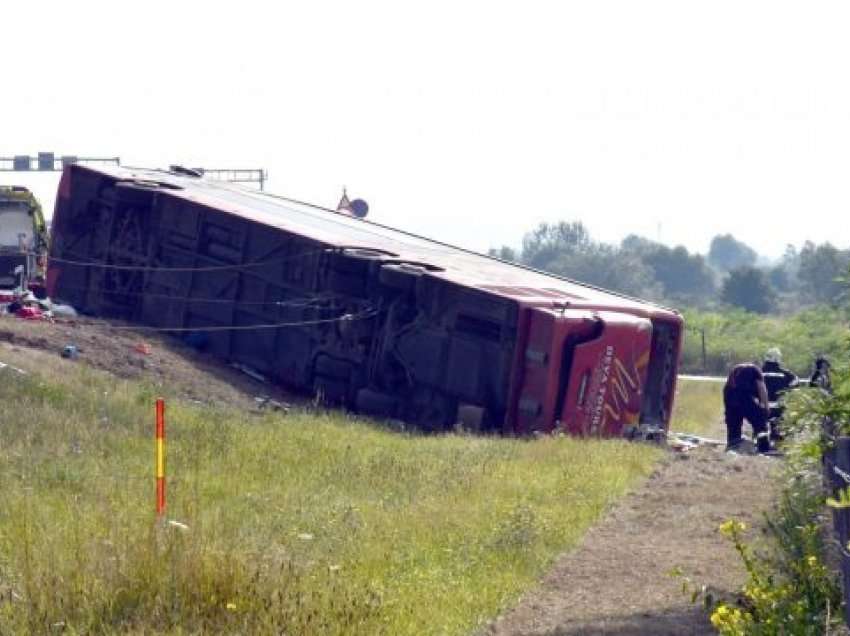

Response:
(4, 1), (849, 259)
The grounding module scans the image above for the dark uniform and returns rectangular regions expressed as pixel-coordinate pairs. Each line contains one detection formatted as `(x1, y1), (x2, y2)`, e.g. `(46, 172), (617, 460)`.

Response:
(724, 363), (770, 453)
(761, 359), (798, 440)
(810, 356), (832, 393)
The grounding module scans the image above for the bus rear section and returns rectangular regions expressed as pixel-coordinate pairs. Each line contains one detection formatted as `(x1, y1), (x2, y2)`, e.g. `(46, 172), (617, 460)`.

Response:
(509, 305), (681, 438)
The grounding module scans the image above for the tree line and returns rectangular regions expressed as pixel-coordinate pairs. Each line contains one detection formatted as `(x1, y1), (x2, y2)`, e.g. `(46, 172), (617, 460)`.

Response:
(489, 222), (850, 314)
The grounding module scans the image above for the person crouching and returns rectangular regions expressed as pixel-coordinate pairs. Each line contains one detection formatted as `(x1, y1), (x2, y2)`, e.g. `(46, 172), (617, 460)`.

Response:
(724, 363), (771, 453)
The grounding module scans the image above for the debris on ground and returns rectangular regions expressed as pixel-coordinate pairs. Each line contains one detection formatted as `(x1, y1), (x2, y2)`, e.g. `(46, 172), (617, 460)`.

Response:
(254, 396), (290, 413)
(0, 360), (27, 375)
(231, 362), (267, 383)
(16, 305), (45, 320)
(669, 431), (726, 453)
(1, 289), (54, 321)
(133, 342), (152, 355)
(0, 316), (299, 412)
(61, 344), (79, 359)
(52, 303), (78, 318)
(167, 520), (190, 532)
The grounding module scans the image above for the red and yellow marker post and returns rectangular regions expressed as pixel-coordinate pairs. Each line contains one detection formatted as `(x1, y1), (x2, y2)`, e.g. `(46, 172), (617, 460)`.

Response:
(155, 398), (166, 517)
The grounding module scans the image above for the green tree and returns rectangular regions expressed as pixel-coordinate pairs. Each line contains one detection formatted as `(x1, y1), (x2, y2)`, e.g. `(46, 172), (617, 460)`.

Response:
(797, 241), (850, 305)
(520, 221), (592, 270)
(621, 235), (716, 303)
(487, 245), (518, 262)
(708, 234), (758, 271)
(721, 266), (776, 314)
(517, 222), (660, 298)
(546, 243), (661, 298)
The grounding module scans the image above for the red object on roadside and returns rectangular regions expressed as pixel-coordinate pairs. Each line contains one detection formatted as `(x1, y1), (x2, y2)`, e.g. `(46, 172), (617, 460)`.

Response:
(16, 306), (44, 320)
(135, 342), (152, 355)
(0, 291), (14, 303)
(155, 398), (166, 517)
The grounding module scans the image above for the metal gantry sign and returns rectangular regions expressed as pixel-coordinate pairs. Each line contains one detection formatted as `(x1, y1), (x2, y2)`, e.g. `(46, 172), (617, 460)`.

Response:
(1, 153), (267, 190)
(0, 153), (120, 172)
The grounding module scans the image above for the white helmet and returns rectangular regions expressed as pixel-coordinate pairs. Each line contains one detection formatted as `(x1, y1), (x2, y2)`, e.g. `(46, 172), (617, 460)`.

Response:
(765, 347), (782, 363)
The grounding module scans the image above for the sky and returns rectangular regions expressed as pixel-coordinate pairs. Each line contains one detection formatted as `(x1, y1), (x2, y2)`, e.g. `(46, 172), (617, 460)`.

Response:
(3, 0), (849, 260)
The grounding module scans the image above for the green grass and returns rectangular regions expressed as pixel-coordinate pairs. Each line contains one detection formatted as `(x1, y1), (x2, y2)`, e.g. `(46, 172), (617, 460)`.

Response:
(680, 306), (849, 376)
(669, 378), (724, 438)
(0, 359), (664, 634)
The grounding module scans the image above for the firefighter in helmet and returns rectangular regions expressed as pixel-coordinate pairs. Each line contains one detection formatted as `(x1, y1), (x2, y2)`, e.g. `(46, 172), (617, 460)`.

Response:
(760, 347), (798, 441)
(810, 355), (832, 393)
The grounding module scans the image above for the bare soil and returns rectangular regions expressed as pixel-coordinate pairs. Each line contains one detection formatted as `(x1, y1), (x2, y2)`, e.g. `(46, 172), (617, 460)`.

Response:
(485, 421), (779, 635)
(0, 313), (300, 411)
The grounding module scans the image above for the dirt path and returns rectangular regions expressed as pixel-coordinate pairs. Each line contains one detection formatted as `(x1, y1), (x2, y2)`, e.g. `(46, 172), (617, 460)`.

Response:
(485, 423), (779, 635)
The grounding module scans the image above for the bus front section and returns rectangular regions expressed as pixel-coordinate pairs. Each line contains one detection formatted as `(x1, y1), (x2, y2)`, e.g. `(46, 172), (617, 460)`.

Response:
(511, 306), (680, 439)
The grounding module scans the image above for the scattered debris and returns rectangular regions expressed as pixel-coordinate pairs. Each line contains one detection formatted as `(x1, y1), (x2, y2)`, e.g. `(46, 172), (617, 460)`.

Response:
(134, 342), (152, 355)
(254, 396), (290, 413)
(0, 360), (27, 375)
(61, 344), (79, 359)
(230, 362), (267, 383)
(51, 303), (78, 318)
(167, 519), (190, 532)
(16, 305), (45, 321)
(297, 533), (314, 541)
(669, 438), (697, 453)
(669, 431), (725, 450)
(1, 289), (53, 321)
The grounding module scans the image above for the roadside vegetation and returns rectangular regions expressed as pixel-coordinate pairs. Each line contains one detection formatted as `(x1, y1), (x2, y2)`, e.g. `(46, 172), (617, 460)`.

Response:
(679, 306), (848, 376)
(669, 377), (723, 438)
(490, 221), (849, 317)
(680, 383), (846, 635)
(679, 341), (850, 634)
(0, 354), (665, 635)
(490, 221), (850, 379)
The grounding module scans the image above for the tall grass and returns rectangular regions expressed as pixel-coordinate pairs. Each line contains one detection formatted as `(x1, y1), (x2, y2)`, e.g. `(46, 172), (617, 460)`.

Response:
(670, 378), (723, 437)
(0, 358), (662, 634)
(680, 306), (848, 376)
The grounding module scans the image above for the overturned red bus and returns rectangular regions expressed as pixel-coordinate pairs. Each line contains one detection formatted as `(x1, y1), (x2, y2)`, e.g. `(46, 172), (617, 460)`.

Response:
(47, 164), (682, 437)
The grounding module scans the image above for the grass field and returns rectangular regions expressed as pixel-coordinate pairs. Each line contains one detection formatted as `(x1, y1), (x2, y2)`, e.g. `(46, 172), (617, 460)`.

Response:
(0, 357), (674, 635)
(669, 378), (724, 438)
(680, 306), (848, 376)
